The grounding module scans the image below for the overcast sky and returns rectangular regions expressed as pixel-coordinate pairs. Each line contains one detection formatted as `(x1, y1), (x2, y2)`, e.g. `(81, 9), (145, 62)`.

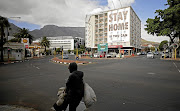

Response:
(0, 0), (169, 42)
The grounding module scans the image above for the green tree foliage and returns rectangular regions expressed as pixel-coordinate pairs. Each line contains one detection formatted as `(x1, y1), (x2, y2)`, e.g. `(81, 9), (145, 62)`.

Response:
(159, 40), (168, 51)
(145, 0), (180, 44)
(68, 49), (71, 54)
(144, 47), (150, 52)
(9, 38), (18, 42)
(56, 48), (60, 52)
(40, 36), (50, 54)
(13, 28), (33, 44)
(0, 16), (10, 62)
(150, 47), (155, 51)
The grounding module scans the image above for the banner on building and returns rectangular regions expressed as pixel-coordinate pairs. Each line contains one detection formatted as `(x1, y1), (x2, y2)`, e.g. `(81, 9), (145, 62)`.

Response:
(108, 7), (130, 43)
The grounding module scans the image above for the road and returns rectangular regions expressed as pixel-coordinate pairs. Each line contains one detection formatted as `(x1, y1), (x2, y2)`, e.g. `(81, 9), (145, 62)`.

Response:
(0, 55), (180, 111)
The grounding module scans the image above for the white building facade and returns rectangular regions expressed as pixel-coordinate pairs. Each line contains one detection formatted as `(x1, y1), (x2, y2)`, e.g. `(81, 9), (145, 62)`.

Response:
(85, 6), (141, 54)
(47, 36), (74, 51)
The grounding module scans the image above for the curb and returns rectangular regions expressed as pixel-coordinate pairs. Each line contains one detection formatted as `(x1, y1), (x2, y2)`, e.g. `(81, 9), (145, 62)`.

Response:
(0, 105), (38, 111)
(51, 59), (90, 65)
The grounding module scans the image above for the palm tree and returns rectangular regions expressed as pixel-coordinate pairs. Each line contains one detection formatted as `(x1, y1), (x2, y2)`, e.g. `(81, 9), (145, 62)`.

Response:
(13, 28), (33, 44)
(0, 16), (10, 62)
(40, 36), (50, 55)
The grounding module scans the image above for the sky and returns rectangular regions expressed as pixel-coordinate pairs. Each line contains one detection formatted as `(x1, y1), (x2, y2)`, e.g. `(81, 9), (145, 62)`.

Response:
(0, 0), (169, 42)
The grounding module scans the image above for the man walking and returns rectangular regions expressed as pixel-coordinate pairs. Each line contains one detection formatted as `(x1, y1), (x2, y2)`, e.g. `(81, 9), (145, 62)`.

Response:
(54, 62), (84, 111)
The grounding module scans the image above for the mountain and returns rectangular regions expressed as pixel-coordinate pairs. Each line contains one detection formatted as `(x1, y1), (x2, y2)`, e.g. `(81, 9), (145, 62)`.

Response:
(7, 23), (160, 47)
(5, 23), (21, 36)
(141, 38), (160, 47)
(29, 25), (85, 39)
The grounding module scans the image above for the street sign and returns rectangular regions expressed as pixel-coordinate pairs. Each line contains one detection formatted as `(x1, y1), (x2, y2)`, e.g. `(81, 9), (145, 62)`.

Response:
(173, 43), (179, 49)
(98, 43), (108, 52)
(76, 57), (79, 60)
(163, 44), (167, 49)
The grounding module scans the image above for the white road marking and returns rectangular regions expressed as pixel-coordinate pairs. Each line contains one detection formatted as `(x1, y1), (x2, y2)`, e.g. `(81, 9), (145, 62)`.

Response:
(173, 62), (178, 68)
(147, 72), (155, 75)
(36, 67), (40, 69)
(173, 62), (180, 73)
(178, 69), (180, 73)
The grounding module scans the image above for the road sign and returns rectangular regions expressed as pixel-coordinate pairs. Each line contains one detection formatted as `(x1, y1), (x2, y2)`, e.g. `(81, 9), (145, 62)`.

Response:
(163, 44), (167, 49)
(76, 57), (79, 60)
(98, 43), (108, 52)
(173, 43), (179, 49)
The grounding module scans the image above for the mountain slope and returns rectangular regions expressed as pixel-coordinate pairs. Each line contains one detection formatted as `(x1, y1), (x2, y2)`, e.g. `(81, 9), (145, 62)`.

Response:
(141, 38), (160, 46)
(29, 25), (85, 39)
(5, 23), (21, 36)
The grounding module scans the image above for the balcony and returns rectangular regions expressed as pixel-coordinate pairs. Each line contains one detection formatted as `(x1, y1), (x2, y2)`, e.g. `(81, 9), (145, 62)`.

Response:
(99, 36), (103, 38)
(99, 27), (103, 29)
(99, 17), (103, 20)
(99, 21), (104, 24)
(99, 31), (103, 34)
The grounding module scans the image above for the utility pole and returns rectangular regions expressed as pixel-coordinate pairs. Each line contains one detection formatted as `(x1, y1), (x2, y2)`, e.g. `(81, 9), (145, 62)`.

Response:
(76, 42), (78, 63)
(61, 46), (63, 62)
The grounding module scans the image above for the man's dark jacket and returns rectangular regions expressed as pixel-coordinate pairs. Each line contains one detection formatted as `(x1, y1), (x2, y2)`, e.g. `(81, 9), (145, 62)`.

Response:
(65, 70), (84, 100)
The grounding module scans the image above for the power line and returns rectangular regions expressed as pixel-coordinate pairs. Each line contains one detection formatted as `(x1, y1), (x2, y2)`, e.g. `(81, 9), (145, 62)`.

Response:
(118, 0), (122, 8)
(112, 0), (115, 9)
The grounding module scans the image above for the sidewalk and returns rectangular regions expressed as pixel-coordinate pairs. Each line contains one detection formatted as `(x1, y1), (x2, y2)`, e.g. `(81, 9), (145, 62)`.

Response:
(0, 56), (45, 65)
(0, 102), (86, 111)
(161, 58), (180, 61)
(0, 105), (38, 111)
(52, 57), (90, 64)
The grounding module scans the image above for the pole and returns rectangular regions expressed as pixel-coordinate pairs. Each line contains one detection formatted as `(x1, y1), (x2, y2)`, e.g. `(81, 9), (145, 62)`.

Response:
(62, 50), (63, 62)
(164, 49), (166, 59)
(76, 48), (78, 63)
(62, 47), (63, 62)
(175, 48), (176, 60)
(7, 28), (10, 62)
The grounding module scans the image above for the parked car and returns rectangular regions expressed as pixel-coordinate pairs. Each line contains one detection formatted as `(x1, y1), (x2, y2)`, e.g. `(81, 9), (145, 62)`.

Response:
(137, 52), (141, 55)
(161, 52), (171, 58)
(62, 54), (69, 59)
(154, 52), (159, 55)
(100, 53), (105, 58)
(106, 52), (117, 58)
(94, 53), (100, 58)
(147, 52), (154, 58)
(110, 52), (117, 57)
(141, 52), (146, 55)
(106, 53), (113, 58)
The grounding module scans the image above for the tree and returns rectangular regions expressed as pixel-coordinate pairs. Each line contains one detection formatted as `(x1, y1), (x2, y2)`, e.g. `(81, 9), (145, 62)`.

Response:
(145, 0), (180, 44)
(0, 16), (10, 62)
(40, 36), (50, 55)
(150, 47), (155, 51)
(13, 28), (33, 44)
(159, 40), (168, 51)
(144, 47), (150, 52)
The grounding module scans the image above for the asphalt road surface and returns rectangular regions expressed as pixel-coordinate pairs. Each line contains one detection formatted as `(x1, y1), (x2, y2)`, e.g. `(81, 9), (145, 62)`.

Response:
(0, 55), (180, 111)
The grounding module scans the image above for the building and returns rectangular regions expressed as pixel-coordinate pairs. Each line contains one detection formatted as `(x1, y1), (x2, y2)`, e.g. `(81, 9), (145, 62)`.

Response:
(85, 6), (141, 55)
(74, 37), (85, 47)
(2, 42), (25, 61)
(46, 36), (74, 51)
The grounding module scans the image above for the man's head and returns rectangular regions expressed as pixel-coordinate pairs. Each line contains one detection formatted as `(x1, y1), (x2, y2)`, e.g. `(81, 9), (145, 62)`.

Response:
(68, 62), (77, 73)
